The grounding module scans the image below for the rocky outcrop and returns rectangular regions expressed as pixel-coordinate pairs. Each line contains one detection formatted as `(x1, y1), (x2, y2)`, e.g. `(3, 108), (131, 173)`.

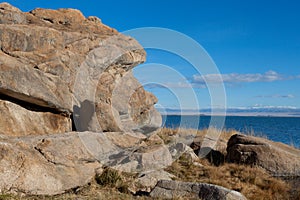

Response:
(150, 180), (247, 200)
(226, 134), (300, 176)
(0, 2), (161, 135)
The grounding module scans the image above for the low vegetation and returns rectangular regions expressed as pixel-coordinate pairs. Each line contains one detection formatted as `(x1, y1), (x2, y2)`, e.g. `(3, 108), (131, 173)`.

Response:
(166, 156), (292, 200)
(95, 168), (123, 187)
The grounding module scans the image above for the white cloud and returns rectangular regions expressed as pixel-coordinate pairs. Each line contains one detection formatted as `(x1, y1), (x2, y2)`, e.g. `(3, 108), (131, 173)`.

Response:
(255, 94), (295, 98)
(192, 70), (298, 84)
(144, 82), (198, 89)
(142, 71), (300, 89)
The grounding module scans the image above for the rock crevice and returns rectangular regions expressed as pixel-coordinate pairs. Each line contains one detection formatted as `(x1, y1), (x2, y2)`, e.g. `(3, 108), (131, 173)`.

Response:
(0, 93), (66, 115)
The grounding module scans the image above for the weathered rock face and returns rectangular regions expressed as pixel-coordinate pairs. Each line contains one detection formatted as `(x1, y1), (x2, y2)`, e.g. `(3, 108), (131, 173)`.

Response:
(0, 99), (71, 136)
(226, 134), (300, 176)
(110, 71), (162, 134)
(150, 180), (247, 200)
(94, 70), (161, 133)
(0, 2), (161, 136)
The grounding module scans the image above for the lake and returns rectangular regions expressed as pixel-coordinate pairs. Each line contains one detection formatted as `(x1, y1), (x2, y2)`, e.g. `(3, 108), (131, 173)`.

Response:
(162, 115), (300, 148)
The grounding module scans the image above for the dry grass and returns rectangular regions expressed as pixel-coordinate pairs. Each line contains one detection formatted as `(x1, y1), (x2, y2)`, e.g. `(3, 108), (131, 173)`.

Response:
(95, 168), (123, 187)
(166, 157), (291, 200)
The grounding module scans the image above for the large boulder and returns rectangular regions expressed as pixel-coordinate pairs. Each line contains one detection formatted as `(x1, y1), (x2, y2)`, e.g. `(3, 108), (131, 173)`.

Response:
(0, 132), (103, 195)
(0, 2), (161, 136)
(150, 180), (247, 200)
(226, 134), (300, 176)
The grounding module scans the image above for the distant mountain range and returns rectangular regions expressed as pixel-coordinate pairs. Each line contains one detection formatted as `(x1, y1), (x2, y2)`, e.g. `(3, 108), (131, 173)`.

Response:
(157, 106), (300, 117)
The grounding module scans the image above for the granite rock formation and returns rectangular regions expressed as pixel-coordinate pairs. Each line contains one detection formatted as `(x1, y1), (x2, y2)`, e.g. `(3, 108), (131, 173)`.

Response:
(0, 2), (161, 135)
(226, 134), (300, 176)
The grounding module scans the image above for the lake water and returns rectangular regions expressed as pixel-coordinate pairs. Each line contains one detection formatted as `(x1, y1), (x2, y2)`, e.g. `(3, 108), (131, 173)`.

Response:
(162, 115), (300, 148)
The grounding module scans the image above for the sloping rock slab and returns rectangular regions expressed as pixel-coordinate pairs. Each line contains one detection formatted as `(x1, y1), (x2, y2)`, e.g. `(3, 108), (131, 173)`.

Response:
(0, 132), (111, 195)
(109, 144), (173, 173)
(226, 134), (300, 176)
(150, 180), (247, 200)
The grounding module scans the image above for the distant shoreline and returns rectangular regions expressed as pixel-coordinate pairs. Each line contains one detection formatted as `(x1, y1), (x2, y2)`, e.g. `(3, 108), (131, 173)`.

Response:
(160, 112), (300, 118)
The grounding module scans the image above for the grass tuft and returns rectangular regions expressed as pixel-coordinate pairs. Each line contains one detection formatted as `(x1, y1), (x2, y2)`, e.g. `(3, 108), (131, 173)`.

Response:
(95, 168), (123, 188)
(0, 194), (14, 200)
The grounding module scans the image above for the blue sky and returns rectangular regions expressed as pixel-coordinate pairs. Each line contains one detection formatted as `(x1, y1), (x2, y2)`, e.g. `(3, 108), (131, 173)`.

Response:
(6, 0), (300, 110)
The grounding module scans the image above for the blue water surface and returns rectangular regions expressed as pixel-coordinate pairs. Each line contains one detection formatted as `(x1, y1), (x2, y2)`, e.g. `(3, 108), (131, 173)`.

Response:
(162, 115), (300, 148)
